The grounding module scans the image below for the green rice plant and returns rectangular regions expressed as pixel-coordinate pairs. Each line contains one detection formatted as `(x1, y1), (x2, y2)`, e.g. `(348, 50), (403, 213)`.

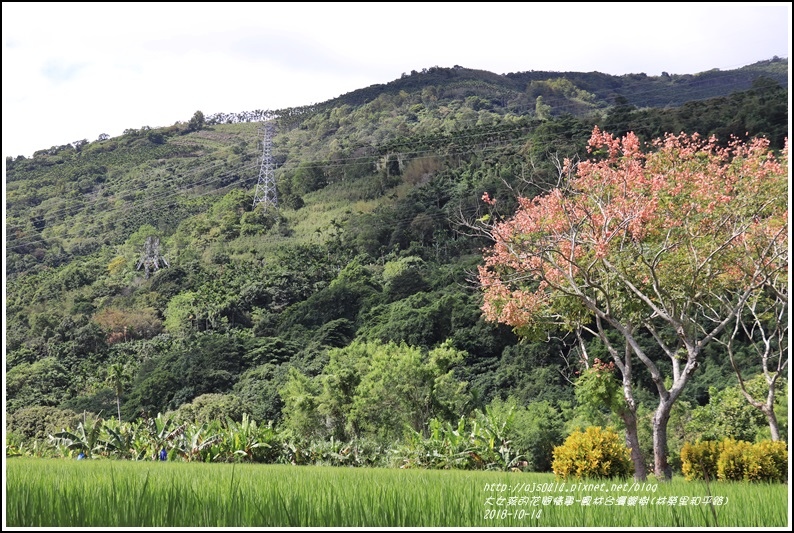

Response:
(6, 458), (788, 528)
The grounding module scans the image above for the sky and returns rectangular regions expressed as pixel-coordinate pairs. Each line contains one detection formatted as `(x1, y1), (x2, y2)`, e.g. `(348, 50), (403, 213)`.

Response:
(2, 2), (791, 159)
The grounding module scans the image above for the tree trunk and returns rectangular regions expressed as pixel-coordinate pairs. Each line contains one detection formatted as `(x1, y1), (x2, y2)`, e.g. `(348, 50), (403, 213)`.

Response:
(652, 403), (673, 480)
(622, 408), (647, 481)
(117, 396), (122, 423)
(763, 405), (780, 441)
(618, 330), (645, 481)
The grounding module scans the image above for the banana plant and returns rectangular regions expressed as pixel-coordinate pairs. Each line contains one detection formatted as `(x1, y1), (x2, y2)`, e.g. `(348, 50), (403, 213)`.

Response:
(129, 429), (153, 461)
(280, 440), (309, 465)
(442, 416), (478, 469)
(227, 413), (274, 463)
(143, 414), (184, 460)
(49, 418), (105, 458)
(470, 405), (523, 470)
(413, 417), (479, 469)
(175, 423), (220, 462)
(6, 432), (26, 457)
(102, 419), (140, 460)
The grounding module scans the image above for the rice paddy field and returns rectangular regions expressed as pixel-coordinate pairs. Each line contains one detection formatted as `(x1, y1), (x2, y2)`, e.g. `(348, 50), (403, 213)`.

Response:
(5, 458), (790, 528)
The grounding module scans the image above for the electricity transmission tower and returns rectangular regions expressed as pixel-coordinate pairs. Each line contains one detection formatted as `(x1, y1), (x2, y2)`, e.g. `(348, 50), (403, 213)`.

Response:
(252, 121), (278, 210)
(136, 236), (169, 278)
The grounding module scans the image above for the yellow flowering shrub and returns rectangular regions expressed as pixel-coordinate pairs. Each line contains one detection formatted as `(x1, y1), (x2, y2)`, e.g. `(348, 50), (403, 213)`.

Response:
(680, 440), (719, 481)
(551, 426), (632, 480)
(681, 438), (788, 483)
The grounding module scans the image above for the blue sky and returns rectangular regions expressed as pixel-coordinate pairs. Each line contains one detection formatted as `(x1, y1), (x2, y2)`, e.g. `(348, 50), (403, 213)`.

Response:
(2, 2), (791, 159)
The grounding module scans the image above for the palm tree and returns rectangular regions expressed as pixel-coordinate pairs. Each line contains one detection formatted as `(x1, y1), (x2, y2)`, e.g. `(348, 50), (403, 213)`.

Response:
(106, 363), (131, 422)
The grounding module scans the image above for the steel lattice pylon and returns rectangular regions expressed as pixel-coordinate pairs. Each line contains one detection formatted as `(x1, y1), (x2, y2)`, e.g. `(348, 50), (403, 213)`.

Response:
(253, 121), (278, 209)
(136, 236), (169, 278)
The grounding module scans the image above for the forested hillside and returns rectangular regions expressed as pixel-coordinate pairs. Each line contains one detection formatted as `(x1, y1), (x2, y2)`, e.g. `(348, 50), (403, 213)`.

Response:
(5, 59), (789, 473)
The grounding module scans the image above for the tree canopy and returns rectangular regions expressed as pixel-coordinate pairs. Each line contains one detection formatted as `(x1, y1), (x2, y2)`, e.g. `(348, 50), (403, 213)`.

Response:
(479, 127), (788, 478)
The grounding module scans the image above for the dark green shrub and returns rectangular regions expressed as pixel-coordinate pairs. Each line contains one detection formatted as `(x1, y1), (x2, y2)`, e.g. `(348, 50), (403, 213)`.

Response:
(168, 393), (245, 425)
(7, 406), (81, 440)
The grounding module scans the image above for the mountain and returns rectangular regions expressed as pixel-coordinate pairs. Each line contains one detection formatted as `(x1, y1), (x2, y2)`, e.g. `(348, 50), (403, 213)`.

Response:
(326, 57), (788, 111)
(5, 58), (788, 440)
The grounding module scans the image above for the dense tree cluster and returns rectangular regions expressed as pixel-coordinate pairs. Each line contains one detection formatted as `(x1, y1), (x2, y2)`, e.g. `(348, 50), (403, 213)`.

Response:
(5, 60), (788, 474)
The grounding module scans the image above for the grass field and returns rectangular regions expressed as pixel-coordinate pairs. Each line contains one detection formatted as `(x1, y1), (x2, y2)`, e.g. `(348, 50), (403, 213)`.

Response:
(5, 458), (790, 528)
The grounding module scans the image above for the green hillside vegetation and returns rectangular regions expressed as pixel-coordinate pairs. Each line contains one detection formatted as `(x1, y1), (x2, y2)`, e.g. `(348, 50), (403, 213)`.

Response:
(5, 59), (789, 474)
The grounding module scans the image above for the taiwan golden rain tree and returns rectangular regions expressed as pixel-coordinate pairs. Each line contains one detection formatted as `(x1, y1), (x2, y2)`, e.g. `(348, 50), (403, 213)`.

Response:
(479, 127), (787, 480)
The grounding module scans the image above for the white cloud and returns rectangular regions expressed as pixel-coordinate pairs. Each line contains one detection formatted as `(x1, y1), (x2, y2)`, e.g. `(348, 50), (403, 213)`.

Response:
(2, 1), (790, 158)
